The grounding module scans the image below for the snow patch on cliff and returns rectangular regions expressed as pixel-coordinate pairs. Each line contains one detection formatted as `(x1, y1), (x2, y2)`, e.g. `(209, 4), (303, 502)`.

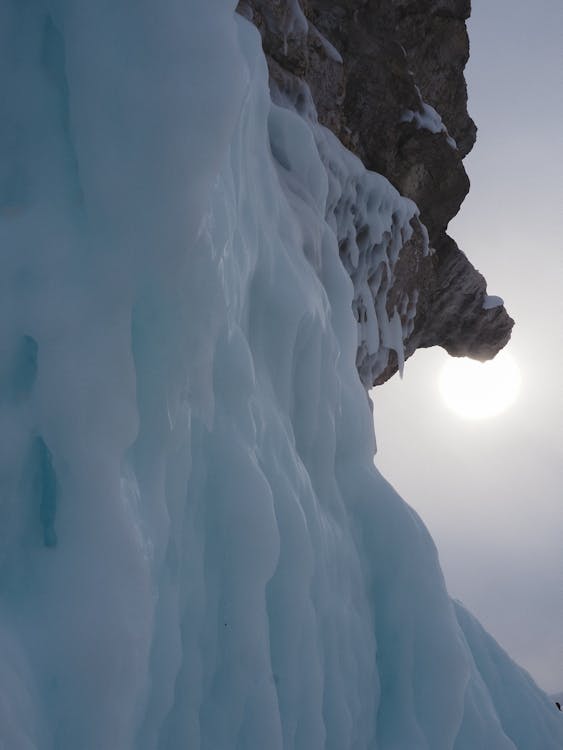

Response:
(483, 294), (505, 310)
(402, 87), (458, 149)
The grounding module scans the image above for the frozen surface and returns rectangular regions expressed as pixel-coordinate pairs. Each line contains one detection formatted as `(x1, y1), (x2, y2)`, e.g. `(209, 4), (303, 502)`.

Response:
(401, 87), (458, 149)
(454, 602), (563, 750)
(309, 23), (344, 64)
(314, 124), (422, 384)
(483, 294), (505, 310)
(0, 3), (561, 748)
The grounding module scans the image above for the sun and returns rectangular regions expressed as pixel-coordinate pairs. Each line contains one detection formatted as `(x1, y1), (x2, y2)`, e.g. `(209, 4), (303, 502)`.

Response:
(439, 350), (522, 420)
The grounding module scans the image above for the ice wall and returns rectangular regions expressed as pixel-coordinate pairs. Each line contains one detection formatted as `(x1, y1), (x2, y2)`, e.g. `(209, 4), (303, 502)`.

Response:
(0, 2), (560, 748)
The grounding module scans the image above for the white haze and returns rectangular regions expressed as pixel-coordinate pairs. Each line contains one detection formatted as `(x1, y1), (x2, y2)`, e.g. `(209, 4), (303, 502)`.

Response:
(373, 0), (563, 694)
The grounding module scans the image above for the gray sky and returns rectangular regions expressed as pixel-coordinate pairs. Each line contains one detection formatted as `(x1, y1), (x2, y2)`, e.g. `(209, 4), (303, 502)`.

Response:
(373, 0), (563, 694)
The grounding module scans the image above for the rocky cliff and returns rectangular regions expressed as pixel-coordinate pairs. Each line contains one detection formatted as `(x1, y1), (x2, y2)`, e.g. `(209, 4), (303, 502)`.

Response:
(237, 0), (513, 385)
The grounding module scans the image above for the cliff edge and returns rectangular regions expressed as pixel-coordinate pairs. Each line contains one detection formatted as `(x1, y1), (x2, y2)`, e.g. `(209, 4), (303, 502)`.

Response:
(238, 0), (514, 385)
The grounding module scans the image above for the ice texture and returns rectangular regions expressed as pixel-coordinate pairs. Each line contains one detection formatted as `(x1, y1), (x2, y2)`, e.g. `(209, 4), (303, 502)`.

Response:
(0, 3), (561, 749)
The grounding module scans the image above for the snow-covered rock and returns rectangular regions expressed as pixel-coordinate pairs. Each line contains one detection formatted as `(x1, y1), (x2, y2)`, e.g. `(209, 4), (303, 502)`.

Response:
(242, 0), (514, 381)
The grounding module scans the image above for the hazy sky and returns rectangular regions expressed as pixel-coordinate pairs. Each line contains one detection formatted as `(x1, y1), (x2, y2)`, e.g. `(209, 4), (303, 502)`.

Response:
(373, 0), (563, 693)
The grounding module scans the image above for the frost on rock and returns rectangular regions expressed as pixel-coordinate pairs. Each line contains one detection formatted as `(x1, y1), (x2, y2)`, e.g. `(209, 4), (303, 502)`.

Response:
(0, 4), (561, 750)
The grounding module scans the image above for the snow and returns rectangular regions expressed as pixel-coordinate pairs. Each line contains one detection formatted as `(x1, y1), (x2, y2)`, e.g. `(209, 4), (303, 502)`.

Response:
(401, 87), (458, 149)
(255, 0), (308, 55)
(483, 294), (505, 310)
(0, 3), (561, 749)
(314, 123), (423, 385)
(309, 23), (344, 64)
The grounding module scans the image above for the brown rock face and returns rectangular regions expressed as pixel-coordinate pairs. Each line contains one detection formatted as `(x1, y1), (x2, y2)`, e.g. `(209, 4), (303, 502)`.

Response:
(238, 0), (514, 384)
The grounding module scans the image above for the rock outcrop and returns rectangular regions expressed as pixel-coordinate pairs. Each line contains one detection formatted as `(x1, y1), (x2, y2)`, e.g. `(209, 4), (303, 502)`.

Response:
(237, 0), (513, 385)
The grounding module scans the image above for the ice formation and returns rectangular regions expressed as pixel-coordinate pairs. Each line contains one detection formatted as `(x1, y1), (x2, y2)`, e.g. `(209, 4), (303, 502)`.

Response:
(483, 294), (505, 310)
(0, 3), (561, 748)
(401, 87), (458, 149)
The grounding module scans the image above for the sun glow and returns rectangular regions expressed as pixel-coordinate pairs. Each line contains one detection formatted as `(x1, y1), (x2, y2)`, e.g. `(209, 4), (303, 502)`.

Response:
(439, 351), (522, 420)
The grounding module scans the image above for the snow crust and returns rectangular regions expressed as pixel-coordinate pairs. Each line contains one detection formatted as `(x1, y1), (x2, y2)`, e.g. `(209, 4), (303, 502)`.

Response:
(0, 3), (561, 748)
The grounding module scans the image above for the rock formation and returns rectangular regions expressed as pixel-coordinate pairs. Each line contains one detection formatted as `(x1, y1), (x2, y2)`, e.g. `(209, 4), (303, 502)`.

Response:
(237, 0), (514, 385)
